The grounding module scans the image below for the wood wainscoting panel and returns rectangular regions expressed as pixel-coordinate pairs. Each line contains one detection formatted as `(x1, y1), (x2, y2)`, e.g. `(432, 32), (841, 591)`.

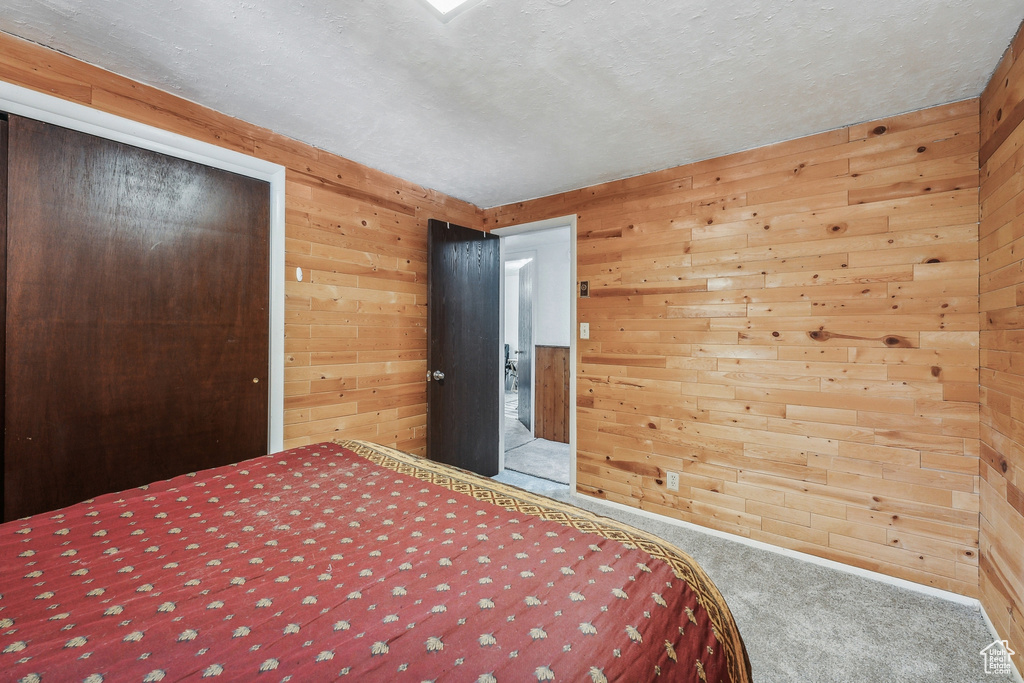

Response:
(979, 18), (1024, 659)
(536, 345), (570, 443)
(485, 100), (983, 596)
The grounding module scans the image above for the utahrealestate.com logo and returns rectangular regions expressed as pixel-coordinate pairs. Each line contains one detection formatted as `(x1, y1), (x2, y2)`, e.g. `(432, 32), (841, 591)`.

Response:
(980, 639), (1016, 676)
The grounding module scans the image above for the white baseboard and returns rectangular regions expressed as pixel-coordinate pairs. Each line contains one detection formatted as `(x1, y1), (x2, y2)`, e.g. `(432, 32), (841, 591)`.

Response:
(572, 490), (1024, 680)
(979, 606), (1024, 683)
(572, 490), (975, 604)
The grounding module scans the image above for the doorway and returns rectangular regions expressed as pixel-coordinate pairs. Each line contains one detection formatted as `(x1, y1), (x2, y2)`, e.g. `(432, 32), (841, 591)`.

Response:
(493, 218), (576, 488)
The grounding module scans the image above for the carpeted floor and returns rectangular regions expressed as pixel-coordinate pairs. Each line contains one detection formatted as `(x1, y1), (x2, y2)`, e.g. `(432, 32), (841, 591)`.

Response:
(503, 392), (571, 484)
(492, 469), (1019, 683)
(504, 394), (534, 451)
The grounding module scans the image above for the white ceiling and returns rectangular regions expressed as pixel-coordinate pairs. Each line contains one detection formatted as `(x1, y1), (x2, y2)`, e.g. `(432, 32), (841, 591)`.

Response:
(2, 1), (1023, 208)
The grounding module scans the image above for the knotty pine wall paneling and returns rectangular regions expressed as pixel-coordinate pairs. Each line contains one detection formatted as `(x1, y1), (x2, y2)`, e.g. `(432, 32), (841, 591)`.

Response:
(0, 32), (483, 456)
(485, 100), (983, 596)
(979, 19), (1024, 657)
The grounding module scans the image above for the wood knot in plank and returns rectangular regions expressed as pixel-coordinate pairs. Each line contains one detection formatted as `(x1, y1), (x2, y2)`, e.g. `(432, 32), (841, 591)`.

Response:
(883, 335), (912, 347)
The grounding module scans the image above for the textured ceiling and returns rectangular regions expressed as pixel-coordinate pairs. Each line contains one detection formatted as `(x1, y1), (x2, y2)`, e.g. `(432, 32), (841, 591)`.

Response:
(2, 0), (1023, 207)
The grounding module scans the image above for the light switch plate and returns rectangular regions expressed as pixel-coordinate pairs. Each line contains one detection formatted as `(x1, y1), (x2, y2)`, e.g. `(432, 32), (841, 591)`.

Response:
(580, 322), (590, 339)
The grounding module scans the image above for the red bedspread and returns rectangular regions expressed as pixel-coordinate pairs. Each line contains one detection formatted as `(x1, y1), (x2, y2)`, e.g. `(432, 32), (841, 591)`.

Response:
(0, 440), (749, 682)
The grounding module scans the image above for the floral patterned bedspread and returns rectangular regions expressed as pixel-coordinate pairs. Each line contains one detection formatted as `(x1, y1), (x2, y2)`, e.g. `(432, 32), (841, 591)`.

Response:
(0, 440), (750, 682)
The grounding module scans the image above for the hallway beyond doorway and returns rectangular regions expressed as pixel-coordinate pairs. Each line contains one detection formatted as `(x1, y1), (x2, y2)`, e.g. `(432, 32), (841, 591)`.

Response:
(504, 392), (570, 484)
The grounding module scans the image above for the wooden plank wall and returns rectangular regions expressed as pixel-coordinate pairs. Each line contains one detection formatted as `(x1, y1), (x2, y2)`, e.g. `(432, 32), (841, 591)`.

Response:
(535, 345), (570, 443)
(485, 100), (983, 595)
(0, 32), (483, 456)
(979, 21), (1024, 657)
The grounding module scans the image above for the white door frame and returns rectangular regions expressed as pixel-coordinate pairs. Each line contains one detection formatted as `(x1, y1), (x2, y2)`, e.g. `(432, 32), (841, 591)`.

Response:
(0, 81), (287, 452)
(492, 215), (578, 491)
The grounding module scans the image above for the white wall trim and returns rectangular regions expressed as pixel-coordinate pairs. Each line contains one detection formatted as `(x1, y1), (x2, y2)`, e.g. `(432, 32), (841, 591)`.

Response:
(577, 489), (1024, 679)
(979, 604), (1024, 682)
(492, 214), (577, 492)
(493, 216), (578, 236)
(0, 81), (286, 453)
(573, 489), (979, 606)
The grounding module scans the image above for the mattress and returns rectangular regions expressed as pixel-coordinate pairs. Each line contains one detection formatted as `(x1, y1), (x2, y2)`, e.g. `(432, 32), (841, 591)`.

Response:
(0, 440), (750, 682)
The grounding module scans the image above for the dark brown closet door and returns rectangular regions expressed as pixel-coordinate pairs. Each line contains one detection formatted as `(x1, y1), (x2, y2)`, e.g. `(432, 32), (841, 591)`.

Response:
(4, 115), (270, 521)
(517, 259), (533, 431)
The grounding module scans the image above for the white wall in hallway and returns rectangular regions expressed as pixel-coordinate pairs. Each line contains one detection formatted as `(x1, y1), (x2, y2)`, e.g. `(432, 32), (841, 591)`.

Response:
(505, 226), (571, 347)
(504, 270), (520, 352)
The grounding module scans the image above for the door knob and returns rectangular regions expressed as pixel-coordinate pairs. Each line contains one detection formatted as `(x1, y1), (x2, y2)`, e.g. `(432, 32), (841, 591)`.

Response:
(432, 370), (445, 381)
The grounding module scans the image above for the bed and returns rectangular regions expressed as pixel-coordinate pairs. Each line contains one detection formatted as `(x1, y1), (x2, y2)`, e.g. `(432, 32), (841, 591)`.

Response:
(0, 440), (750, 682)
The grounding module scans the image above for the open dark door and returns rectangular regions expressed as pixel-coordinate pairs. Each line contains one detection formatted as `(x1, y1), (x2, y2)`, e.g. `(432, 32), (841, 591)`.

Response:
(427, 219), (500, 475)
(517, 259), (534, 431)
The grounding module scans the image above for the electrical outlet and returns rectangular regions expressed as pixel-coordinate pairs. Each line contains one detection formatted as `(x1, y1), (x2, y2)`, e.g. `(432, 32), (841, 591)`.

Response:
(666, 471), (679, 492)
(580, 322), (590, 339)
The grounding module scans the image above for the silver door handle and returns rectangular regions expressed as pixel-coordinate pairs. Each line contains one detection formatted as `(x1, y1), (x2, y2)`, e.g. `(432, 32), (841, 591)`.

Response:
(432, 370), (445, 381)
